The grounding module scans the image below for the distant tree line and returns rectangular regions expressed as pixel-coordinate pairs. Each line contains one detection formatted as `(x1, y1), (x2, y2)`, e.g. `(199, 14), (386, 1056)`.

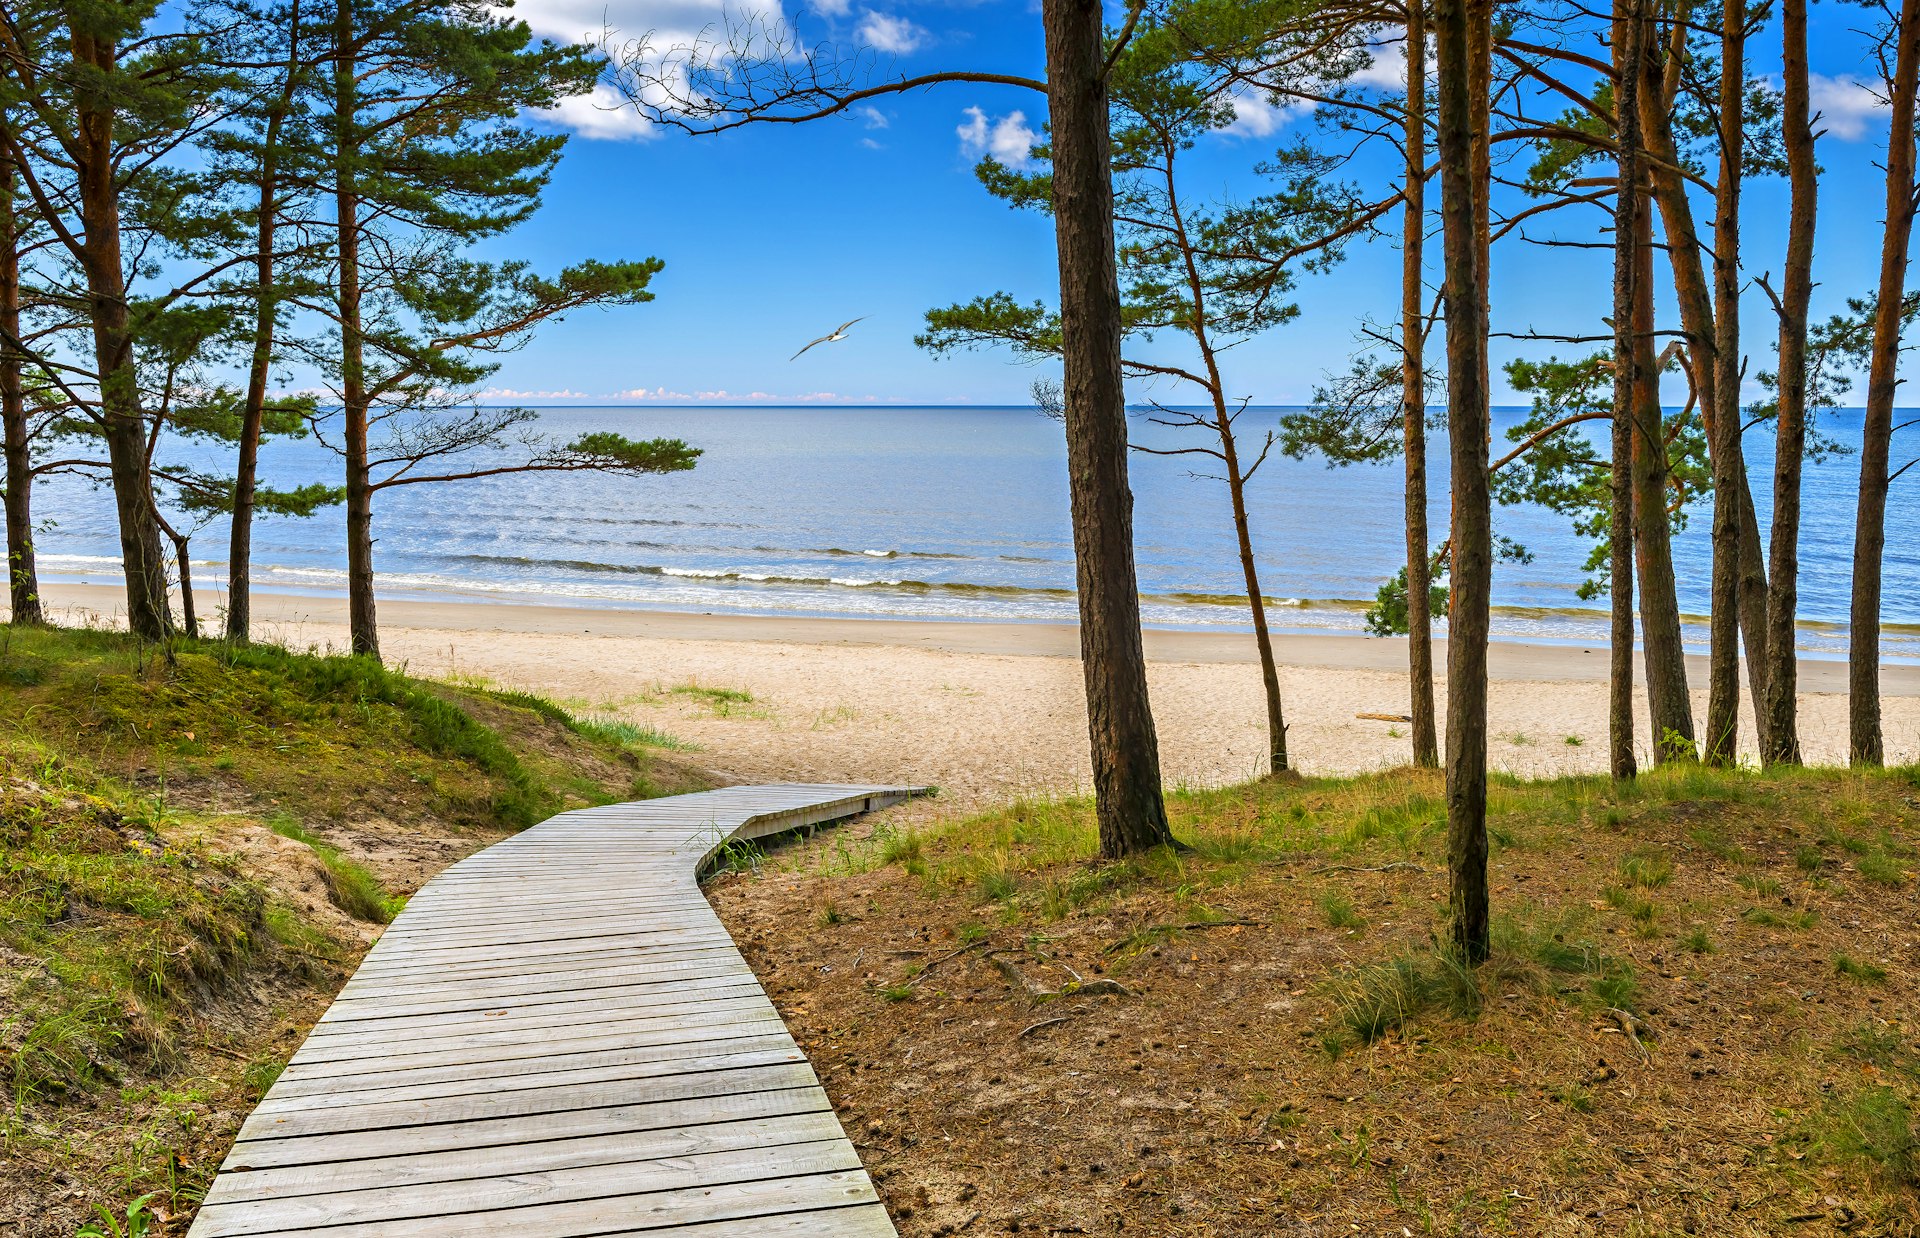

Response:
(613, 0), (1920, 965)
(0, 0), (698, 661)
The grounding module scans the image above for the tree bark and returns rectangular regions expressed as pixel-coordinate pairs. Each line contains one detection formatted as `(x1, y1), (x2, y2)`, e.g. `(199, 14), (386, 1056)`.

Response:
(1630, 165), (1694, 761)
(1, 156), (40, 626)
(1401, 0), (1438, 769)
(157, 515), (198, 639)
(1436, 0), (1492, 963)
(1608, 0), (1642, 782)
(1762, 0), (1817, 766)
(1639, 6), (1767, 760)
(72, 24), (172, 641)
(334, 0), (378, 660)
(1220, 425), (1287, 773)
(1703, 0), (1751, 763)
(1042, 0), (1173, 855)
(1849, 0), (1920, 768)
(228, 11), (305, 643)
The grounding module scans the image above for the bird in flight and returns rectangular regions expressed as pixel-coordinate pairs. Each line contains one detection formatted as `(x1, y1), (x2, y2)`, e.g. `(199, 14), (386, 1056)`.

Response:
(790, 317), (867, 361)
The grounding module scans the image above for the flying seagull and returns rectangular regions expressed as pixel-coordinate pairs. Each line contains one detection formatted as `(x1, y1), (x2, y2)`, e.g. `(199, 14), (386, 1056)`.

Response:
(790, 316), (867, 361)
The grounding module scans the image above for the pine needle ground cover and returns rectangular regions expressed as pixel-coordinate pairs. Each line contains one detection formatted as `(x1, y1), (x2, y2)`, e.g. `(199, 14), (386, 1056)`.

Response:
(710, 764), (1920, 1237)
(0, 626), (709, 1236)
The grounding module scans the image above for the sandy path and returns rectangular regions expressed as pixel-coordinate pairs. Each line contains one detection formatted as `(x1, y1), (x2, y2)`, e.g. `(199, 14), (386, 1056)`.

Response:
(35, 584), (1920, 808)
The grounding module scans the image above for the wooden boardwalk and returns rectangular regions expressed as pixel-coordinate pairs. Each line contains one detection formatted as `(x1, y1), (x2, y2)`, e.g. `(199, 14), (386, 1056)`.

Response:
(189, 784), (919, 1237)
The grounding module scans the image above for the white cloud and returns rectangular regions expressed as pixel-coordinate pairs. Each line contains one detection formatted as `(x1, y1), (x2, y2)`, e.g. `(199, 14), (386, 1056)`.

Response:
(1811, 73), (1888, 141)
(810, 0), (851, 14)
(1347, 37), (1436, 90)
(856, 10), (925, 54)
(861, 136), (884, 149)
(506, 0), (789, 46)
(536, 82), (658, 141)
(857, 105), (890, 129)
(1220, 88), (1314, 139)
(958, 106), (1038, 167)
(503, 1), (796, 140)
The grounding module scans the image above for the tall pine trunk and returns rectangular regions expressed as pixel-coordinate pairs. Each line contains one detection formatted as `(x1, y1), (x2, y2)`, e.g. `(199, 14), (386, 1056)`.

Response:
(1762, 0), (1817, 766)
(1639, 7), (1767, 758)
(228, 14), (304, 643)
(72, 27), (171, 641)
(334, 0), (378, 660)
(1631, 186), (1694, 761)
(1703, 0), (1750, 763)
(1, 156), (40, 626)
(1401, 0), (1438, 769)
(1609, 0), (1643, 781)
(1849, 0), (1920, 767)
(1042, 0), (1173, 855)
(1436, 0), (1493, 963)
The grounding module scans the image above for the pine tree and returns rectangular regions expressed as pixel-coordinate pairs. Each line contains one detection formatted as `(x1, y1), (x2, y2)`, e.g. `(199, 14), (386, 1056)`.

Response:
(311, 0), (695, 660)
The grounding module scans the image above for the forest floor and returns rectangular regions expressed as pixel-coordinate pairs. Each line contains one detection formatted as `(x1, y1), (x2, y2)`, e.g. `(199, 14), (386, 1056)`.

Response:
(0, 625), (712, 1237)
(710, 762), (1920, 1237)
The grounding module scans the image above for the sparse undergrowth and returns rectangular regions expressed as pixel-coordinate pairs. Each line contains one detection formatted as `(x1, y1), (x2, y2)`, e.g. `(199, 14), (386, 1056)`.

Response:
(711, 761), (1920, 1236)
(0, 624), (712, 1236)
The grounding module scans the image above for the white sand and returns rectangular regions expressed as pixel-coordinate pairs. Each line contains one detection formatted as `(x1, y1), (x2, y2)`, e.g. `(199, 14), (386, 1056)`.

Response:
(34, 583), (1920, 808)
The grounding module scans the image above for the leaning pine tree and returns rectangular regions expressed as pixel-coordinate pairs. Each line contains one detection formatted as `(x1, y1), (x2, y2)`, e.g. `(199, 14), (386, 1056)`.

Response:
(312, 0), (696, 661)
(919, 27), (1367, 779)
(0, 0), (233, 639)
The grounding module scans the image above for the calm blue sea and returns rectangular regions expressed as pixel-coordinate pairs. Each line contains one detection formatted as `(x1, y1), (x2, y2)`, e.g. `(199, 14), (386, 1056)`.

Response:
(29, 405), (1920, 660)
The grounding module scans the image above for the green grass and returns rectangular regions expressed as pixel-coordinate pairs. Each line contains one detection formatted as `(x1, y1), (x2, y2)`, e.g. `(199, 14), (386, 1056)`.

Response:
(1819, 1087), (1919, 1187)
(1601, 885), (1662, 937)
(0, 770), (266, 1103)
(1679, 925), (1715, 954)
(1319, 904), (1640, 1055)
(566, 716), (699, 752)
(1325, 947), (1482, 1051)
(1834, 953), (1890, 986)
(670, 682), (754, 704)
(1740, 905), (1820, 930)
(1855, 851), (1908, 886)
(0, 624), (700, 1219)
(1319, 890), (1367, 930)
(1616, 845), (1674, 889)
(265, 815), (404, 924)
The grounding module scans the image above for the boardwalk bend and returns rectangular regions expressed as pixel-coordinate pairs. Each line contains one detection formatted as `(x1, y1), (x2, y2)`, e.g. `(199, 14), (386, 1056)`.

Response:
(188, 783), (922, 1237)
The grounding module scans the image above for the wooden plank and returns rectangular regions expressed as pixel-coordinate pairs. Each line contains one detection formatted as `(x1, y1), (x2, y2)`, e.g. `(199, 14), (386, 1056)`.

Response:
(248, 1045), (807, 1118)
(279, 995), (781, 1065)
(262, 1032), (800, 1101)
(191, 1139), (862, 1235)
(202, 1110), (848, 1204)
(188, 784), (919, 1237)
(274, 1014), (794, 1083)
(223, 1171), (881, 1238)
(303, 975), (766, 1038)
(225, 1085), (836, 1171)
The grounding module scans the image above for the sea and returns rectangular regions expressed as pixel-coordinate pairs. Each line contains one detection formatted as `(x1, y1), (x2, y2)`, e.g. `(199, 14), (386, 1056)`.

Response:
(27, 405), (1920, 661)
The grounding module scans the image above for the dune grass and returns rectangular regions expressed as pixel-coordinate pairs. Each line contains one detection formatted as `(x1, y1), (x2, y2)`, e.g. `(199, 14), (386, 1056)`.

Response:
(0, 624), (709, 1228)
(748, 757), (1920, 1232)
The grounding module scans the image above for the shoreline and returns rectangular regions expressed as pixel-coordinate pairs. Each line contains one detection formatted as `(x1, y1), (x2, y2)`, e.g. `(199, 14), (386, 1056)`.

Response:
(21, 581), (1920, 804)
(27, 581), (1920, 696)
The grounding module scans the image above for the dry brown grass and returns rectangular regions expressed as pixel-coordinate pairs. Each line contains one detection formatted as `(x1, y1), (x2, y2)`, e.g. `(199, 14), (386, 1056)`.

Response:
(711, 763), (1920, 1236)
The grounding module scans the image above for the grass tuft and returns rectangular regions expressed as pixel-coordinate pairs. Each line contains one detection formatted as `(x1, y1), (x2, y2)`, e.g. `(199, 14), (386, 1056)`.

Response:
(265, 815), (403, 924)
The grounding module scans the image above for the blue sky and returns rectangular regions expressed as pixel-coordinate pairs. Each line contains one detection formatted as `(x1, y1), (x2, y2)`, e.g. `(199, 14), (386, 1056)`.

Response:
(473, 1), (1911, 406)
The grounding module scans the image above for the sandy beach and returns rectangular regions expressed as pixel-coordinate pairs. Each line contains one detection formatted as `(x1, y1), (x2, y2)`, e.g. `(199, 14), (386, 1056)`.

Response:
(30, 582), (1920, 807)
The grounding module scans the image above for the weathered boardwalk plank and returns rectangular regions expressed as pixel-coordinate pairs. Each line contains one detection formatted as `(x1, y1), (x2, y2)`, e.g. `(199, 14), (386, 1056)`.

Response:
(188, 783), (916, 1236)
